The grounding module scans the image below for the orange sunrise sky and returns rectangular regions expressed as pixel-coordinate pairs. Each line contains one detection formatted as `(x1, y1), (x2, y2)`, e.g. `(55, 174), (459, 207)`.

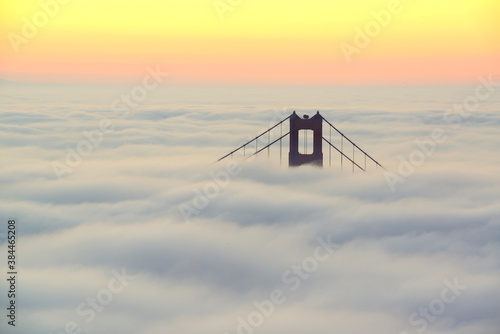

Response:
(0, 0), (499, 84)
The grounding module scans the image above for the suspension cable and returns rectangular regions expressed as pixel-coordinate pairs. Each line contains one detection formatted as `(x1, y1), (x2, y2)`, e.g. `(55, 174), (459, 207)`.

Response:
(322, 116), (384, 169)
(322, 137), (365, 172)
(217, 115), (291, 162)
(248, 132), (290, 159)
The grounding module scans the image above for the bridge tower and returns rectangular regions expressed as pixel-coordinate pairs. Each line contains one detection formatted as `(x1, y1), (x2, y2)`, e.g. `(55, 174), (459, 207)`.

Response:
(289, 111), (323, 167)
(216, 110), (384, 172)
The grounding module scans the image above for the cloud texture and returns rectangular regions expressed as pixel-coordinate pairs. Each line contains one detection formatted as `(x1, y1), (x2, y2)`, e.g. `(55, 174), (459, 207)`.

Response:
(1, 82), (499, 334)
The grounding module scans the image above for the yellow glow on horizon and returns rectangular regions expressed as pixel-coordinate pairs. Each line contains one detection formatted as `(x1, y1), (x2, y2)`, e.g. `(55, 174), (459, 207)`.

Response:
(1, 0), (499, 83)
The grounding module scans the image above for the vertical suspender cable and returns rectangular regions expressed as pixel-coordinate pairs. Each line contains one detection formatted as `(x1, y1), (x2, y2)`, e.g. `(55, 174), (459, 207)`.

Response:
(329, 126), (332, 167)
(267, 130), (270, 159)
(341, 136), (344, 172)
(352, 145), (355, 173)
(280, 122), (283, 167)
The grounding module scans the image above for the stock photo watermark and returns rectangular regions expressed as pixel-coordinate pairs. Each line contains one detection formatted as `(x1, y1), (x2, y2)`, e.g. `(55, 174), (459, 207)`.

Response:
(224, 235), (339, 334)
(5, 219), (18, 327)
(385, 75), (500, 191)
(213, 0), (244, 20)
(51, 65), (169, 181)
(49, 268), (135, 334)
(8, 0), (73, 53)
(178, 107), (291, 222)
(178, 160), (243, 222)
(399, 277), (466, 334)
(340, 0), (410, 63)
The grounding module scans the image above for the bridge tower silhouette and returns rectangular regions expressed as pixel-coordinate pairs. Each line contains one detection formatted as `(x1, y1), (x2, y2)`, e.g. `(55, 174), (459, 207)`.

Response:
(217, 111), (384, 172)
(289, 111), (323, 167)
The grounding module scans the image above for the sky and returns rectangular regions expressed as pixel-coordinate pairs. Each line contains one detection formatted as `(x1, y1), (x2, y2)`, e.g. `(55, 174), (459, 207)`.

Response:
(1, 82), (500, 334)
(0, 0), (499, 83)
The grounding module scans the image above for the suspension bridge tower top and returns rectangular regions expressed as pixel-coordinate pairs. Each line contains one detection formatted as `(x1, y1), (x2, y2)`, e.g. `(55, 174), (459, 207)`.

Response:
(289, 111), (323, 167)
(216, 111), (384, 172)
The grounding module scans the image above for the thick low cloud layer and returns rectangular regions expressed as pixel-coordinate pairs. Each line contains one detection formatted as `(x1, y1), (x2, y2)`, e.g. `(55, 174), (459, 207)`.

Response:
(1, 82), (499, 334)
